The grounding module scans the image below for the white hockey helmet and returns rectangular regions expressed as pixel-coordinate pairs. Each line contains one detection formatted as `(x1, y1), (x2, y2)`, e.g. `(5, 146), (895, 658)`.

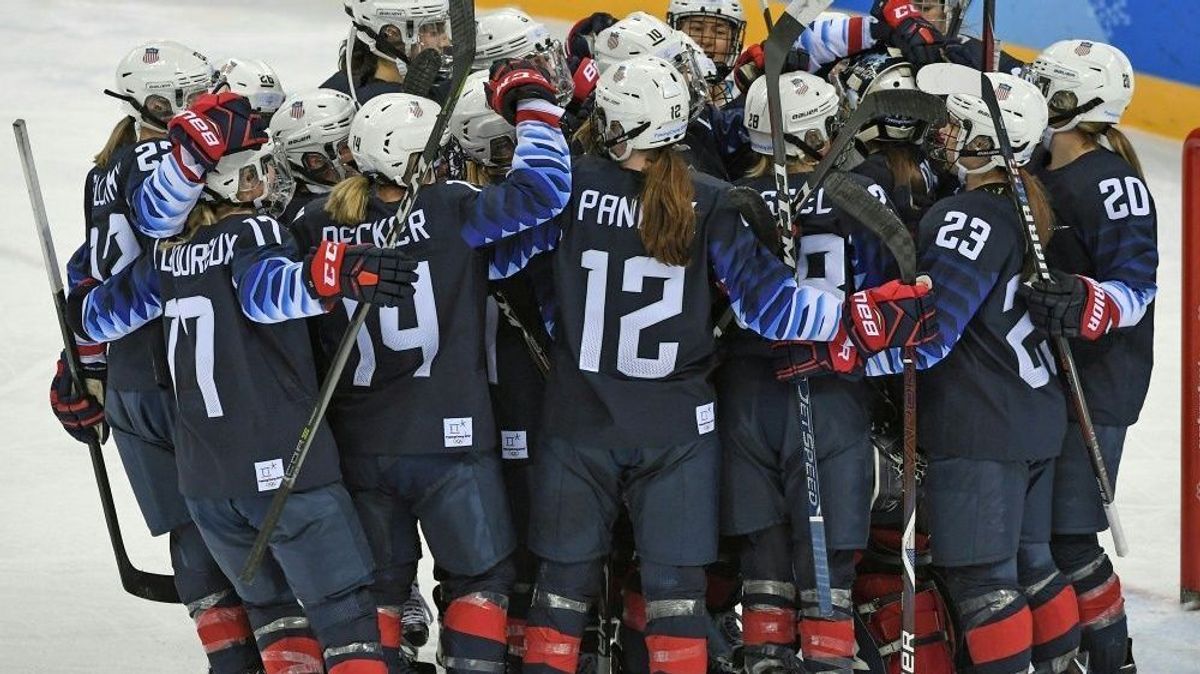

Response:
(349, 93), (440, 185)
(203, 140), (295, 217)
(935, 72), (1048, 174)
(345, 0), (452, 64)
(744, 71), (843, 160)
(594, 13), (708, 118)
(450, 71), (516, 168)
(592, 55), (691, 161)
(269, 88), (358, 192)
(833, 48), (920, 143)
(472, 8), (574, 105)
(665, 0), (746, 75)
(1028, 40), (1134, 132)
(213, 58), (286, 120)
(109, 40), (214, 132)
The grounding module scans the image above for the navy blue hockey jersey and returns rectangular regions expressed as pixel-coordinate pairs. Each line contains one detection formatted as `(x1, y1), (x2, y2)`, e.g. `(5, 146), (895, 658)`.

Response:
(539, 154), (848, 449)
(79, 214), (341, 498)
(868, 186), (1067, 461)
(1037, 149), (1157, 426)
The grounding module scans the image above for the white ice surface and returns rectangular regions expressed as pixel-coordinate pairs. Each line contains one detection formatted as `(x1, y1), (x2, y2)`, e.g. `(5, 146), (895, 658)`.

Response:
(0, 1), (1194, 671)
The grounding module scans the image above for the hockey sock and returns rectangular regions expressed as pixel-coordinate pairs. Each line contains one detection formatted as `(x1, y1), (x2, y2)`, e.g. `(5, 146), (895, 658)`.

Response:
(377, 605), (403, 670)
(943, 563), (1032, 674)
(440, 558), (516, 674)
(1052, 535), (1129, 673)
(740, 525), (798, 671)
(640, 562), (708, 674)
(249, 604), (324, 674)
(507, 579), (534, 668)
(304, 587), (388, 674)
(621, 569), (650, 674)
(525, 560), (603, 674)
(797, 550), (857, 674)
(1019, 543), (1081, 672)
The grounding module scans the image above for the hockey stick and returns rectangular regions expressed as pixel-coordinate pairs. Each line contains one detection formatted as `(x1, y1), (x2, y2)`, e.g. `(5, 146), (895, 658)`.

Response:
(239, 0), (477, 583)
(402, 48), (445, 98)
(762, 0), (837, 619)
(822, 171), (919, 673)
(975, 71), (1129, 557)
(980, 0), (997, 72)
(758, 0), (774, 31)
(13, 119), (180, 604)
(492, 289), (551, 378)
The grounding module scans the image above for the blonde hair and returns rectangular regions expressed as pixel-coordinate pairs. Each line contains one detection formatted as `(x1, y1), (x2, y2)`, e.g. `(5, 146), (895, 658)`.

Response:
(94, 117), (137, 169)
(325, 174), (373, 225)
(159, 201), (222, 250)
(572, 115), (602, 156)
(743, 154), (810, 180)
(1078, 122), (1144, 180)
(639, 148), (696, 266)
(465, 161), (498, 187)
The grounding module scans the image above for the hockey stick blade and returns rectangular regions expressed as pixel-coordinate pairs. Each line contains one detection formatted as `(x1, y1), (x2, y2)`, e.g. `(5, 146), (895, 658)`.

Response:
(238, 0), (477, 583)
(401, 48), (444, 97)
(14, 119), (179, 604)
(975, 73), (1129, 557)
(822, 172), (917, 284)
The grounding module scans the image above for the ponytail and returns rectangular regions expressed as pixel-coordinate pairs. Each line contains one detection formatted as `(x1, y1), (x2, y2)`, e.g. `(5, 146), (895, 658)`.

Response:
(325, 175), (372, 225)
(1076, 121), (1145, 181)
(94, 116), (137, 169)
(882, 144), (931, 207)
(1018, 167), (1056, 269)
(639, 149), (695, 266)
(465, 161), (497, 187)
(571, 115), (602, 157)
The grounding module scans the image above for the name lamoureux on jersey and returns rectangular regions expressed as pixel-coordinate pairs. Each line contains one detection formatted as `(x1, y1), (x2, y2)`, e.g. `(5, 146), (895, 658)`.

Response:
(288, 111), (570, 457)
(1037, 148), (1157, 426)
(539, 155), (848, 450)
(78, 214), (341, 498)
(867, 187), (1067, 461)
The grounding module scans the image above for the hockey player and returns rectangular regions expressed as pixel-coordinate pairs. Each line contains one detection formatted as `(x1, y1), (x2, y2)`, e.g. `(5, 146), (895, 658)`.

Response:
(323, 0), (453, 104)
(69, 92), (419, 673)
(664, 0), (746, 104)
(735, 70), (898, 674)
(288, 59), (571, 674)
(867, 72), (1082, 674)
(519, 54), (935, 674)
(269, 88), (359, 224)
(47, 42), (270, 674)
(833, 48), (939, 230)
(1021, 40), (1156, 674)
(213, 57), (286, 122)
(473, 8), (574, 103)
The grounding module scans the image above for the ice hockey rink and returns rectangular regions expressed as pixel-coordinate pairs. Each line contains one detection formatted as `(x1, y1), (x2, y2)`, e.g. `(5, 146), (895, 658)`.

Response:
(0, 0), (1193, 670)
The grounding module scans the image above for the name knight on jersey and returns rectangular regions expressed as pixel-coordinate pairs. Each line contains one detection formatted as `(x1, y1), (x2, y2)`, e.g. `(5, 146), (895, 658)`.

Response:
(320, 208), (432, 248)
(154, 232), (238, 277)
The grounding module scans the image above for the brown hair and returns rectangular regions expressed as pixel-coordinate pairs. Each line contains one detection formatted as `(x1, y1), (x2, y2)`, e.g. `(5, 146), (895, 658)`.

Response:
(94, 116), (137, 169)
(1018, 167), (1056, 267)
(882, 144), (930, 207)
(325, 174), (372, 225)
(639, 149), (696, 266)
(1078, 121), (1144, 180)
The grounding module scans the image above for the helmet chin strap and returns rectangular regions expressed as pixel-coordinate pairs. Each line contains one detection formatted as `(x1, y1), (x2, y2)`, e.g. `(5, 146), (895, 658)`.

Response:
(103, 89), (168, 135)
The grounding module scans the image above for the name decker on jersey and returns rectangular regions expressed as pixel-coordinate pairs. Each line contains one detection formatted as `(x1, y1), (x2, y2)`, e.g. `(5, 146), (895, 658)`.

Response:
(320, 208), (433, 248)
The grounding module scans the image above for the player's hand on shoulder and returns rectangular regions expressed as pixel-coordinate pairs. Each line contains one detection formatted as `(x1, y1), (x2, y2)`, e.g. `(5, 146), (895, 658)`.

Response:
(167, 92), (269, 181)
(486, 59), (559, 126)
(303, 241), (420, 308)
(847, 275), (938, 354)
(870, 0), (947, 67)
(1018, 269), (1119, 341)
(48, 351), (108, 446)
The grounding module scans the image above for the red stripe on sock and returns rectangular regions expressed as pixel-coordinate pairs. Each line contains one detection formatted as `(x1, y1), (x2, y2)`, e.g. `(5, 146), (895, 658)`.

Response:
(261, 635), (323, 674)
(445, 594), (508, 644)
(645, 635), (707, 674)
(1032, 585), (1080, 646)
(377, 608), (402, 650)
(195, 605), (253, 654)
(743, 607), (795, 646)
(965, 605), (1032, 666)
(524, 626), (581, 674)
(328, 661), (388, 674)
(623, 590), (647, 632)
(1077, 574), (1125, 629)
(799, 618), (855, 660)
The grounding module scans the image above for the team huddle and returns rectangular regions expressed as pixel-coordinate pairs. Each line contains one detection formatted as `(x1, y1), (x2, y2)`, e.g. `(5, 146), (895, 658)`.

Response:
(44, 0), (1157, 673)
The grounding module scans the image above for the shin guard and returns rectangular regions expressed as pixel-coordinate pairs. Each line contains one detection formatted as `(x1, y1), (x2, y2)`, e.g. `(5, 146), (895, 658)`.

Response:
(441, 591), (510, 673)
(252, 611), (323, 674)
(957, 589), (1033, 674)
(798, 589), (855, 674)
(1024, 570), (1080, 672)
(525, 588), (590, 674)
(741, 579), (796, 672)
(188, 589), (258, 672)
(376, 605), (403, 668)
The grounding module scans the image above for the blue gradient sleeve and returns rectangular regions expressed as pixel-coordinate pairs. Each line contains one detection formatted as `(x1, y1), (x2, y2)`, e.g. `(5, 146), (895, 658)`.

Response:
(799, 14), (876, 70)
(457, 101), (571, 277)
(231, 216), (326, 324)
(1083, 185), (1158, 328)
(709, 207), (843, 342)
(129, 151), (205, 239)
(81, 254), (163, 343)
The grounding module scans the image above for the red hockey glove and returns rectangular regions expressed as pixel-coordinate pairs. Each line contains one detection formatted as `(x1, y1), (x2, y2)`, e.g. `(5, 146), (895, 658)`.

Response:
(486, 59), (559, 126)
(571, 57), (600, 106)
(167, 92), (268, 181)
(772, 327), (861, 383)
(733, 42), (812, 95)
(49, 352), (108, 445)
(303, 241), (420, 307)
(846, 276), (937, 355)
(1018, 269), (1120, 341)
(870, 0), (947, 67)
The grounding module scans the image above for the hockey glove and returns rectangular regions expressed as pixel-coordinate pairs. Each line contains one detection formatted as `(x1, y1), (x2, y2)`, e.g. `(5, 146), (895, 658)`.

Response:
(1018, 269), (1120, 340)
(846, 276), (937, 355)
(49, 352), (108, 445)
(571, 57), (601, 106)
(303, 241), (420, 308)
(870, 0), (947, 67)
(772, 328), (861, 383)
(727, 186), (783, 259)
(486, 59), (559, 126)
(167, 92), (269, 182)
(733, 42), (812, 96)
(566, 12), (618, 62)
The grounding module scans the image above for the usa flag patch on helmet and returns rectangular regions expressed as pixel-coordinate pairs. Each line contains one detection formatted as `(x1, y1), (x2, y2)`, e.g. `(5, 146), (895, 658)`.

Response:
(996, 83), (1012, 100)
(409, 100), (424, 117)
(143, 48), (160, 64)
(791, 76), (809, 95)
(290, 101), (305, 119)
(1075, 41), (1093, 56)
